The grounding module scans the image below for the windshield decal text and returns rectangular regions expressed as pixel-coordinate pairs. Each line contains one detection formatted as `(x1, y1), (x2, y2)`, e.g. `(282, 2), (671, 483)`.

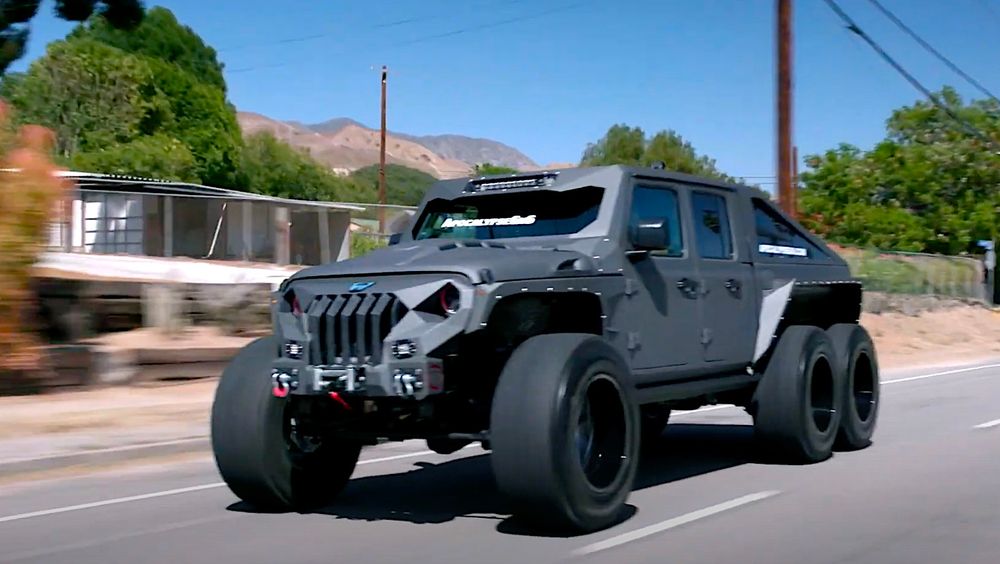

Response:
(440, 215), (537, 228)
(759, 244), (808, 257)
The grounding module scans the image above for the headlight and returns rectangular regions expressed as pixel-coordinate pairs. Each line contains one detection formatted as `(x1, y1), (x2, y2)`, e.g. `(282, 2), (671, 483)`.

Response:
(438, 284), (460, 315)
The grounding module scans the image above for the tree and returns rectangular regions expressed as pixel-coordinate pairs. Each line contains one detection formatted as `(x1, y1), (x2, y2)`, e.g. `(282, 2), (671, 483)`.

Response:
(2, 7), (243, 187)
(0, 102), (72, 375)
(69, 6), (225, 93)
(0, 0), (143, 75)
(240, 132), (366, 202)
(70, 7), (242, 186)
(581, 124), (734, 181)
(1, 38), (162, 160)
(472, 162), (519, 176)
(800, 87), (1000, 254)
(581, 124), (645, 166)
(349, 164), (437, 206)
(71, 134), (198, 182)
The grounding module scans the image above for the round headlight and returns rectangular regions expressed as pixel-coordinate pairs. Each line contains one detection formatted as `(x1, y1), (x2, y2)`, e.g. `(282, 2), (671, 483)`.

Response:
(438, 284), (460, 315)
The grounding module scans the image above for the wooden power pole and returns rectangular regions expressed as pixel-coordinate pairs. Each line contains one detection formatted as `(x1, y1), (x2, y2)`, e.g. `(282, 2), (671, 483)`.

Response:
(777, 0), (795, 218)
(378, 65), (388, 233)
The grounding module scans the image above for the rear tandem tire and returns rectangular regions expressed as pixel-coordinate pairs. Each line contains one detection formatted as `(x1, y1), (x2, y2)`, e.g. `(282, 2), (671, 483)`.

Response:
(210, 336), (361, 512)
(490, 333), (640, 533)
(753, 326), (844, 464)
(827, 324), (880, 451)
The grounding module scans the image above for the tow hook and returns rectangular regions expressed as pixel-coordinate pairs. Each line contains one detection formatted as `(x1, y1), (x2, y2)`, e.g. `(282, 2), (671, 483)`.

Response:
(272, 371), (298, 398)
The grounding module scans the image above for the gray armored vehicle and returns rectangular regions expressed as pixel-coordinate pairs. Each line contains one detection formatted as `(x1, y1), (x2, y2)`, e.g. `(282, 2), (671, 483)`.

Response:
(211, 165), (879, 532)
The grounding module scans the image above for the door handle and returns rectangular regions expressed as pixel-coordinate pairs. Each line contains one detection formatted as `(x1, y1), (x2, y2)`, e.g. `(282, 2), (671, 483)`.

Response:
(677, 278), (699, 298)
(725, 278), (742, 296)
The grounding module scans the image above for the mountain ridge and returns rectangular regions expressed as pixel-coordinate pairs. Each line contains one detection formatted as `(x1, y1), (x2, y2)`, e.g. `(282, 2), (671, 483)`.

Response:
(236, 111), (543, 177)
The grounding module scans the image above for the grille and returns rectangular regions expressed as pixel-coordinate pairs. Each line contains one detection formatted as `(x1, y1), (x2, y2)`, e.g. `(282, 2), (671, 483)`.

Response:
(303, 293), (407, 365)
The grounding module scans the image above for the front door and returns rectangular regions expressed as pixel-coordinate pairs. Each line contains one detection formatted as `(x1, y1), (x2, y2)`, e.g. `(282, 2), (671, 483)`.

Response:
(689, 189), (756, 364)
(620, 183), (703, 378)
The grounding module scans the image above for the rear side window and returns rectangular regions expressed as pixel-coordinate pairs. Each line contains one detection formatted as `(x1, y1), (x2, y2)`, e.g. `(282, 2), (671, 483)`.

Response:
(691, 192), (733, 260)
(753, 199), (826, 259)
(630, 186), (684, 257)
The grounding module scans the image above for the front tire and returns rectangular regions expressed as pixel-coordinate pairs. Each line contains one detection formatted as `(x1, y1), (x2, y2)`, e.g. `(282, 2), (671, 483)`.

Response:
(753, 326), (844, 464)
(211, 337), (361, 511)
(490, 334), (640, 533)
(827, 324), (880, 451)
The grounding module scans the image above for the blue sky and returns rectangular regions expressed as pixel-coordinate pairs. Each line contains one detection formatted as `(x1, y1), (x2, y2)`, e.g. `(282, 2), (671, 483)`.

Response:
(12, 0), (1000, 187)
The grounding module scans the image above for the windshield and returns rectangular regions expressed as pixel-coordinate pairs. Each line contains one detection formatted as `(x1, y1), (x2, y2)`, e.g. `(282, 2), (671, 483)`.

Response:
(413, 186), (603, 240)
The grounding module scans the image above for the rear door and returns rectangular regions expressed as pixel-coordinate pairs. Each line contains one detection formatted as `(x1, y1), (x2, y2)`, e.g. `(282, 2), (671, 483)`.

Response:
(689, 188), (756, 364)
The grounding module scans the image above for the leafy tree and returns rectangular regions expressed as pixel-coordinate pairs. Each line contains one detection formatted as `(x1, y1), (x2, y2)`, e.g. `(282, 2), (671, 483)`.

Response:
(2, 7), (243, 187)
(0, 0), (143, 75)
(350, 164), (436, 205)
(70, 8), (242, 186)
(472, 162), (519, 176)
(581, 124), (645, 166)
(69, 6), (225, 93)
(240, 131), (366, 202)
(581, 124), (734, 181)
(71, 134), (198, 182)
(1, 38), (161, 160)
(0, 103), (72, 374)
(800, 87), (1000, 254)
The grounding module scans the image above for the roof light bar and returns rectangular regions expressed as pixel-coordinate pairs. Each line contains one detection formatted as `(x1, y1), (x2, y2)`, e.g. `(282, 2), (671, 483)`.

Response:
(464, 172), (558, 193)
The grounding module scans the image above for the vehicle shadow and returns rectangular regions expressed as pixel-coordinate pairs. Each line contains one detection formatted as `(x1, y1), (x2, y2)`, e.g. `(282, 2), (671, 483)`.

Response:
(227, 423), (756, 537)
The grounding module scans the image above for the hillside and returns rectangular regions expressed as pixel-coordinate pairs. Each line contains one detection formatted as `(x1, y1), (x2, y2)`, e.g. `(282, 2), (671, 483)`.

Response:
(236, 111), (541, 178)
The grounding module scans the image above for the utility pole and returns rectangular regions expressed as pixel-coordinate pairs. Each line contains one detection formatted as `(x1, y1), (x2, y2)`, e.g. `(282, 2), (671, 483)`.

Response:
(777, 0), (795, 218)
(792, 144), (799, 215)
(378, 65), (388, 233)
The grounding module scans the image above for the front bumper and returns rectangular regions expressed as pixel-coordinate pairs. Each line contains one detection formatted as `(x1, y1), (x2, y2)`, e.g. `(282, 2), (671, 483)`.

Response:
(271, 357), (445, 400)
(270, 274), (475, 401)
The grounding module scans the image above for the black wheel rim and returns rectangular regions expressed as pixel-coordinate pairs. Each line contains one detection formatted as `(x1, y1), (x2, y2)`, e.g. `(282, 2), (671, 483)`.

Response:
(852, 352), (876, 423)
(573, 374), (628, 491)
(810, 355), (835, 433)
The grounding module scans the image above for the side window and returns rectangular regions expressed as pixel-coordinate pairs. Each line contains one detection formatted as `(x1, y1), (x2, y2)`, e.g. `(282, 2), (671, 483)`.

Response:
(630, 186), (684, 257)
(752, 198), (825, 259)
(690, 191), (733, 260)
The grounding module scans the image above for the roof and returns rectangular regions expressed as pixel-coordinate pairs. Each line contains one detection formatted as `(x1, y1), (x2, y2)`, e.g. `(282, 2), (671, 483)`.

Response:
(2, 169), (365, 212)
(420, 164), (762, 202)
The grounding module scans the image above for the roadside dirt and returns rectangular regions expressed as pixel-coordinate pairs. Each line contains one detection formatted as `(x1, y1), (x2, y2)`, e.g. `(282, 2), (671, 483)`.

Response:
(862, 306), (1000, 370)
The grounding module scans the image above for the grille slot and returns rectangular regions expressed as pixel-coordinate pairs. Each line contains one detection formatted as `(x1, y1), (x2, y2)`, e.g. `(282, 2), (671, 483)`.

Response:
(308, 292), (406, 365)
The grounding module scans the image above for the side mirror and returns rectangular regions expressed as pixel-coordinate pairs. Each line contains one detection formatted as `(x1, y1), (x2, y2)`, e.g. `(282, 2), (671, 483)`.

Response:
(630, 217), (670, 251)
(388, 233), (402, 246)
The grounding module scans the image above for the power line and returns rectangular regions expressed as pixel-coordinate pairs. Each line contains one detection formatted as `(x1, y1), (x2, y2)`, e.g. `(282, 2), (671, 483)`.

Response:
(226, 1), (583, 75)
(865, 0), (999, 103)
(821, 0), (994, 144)
(217, 0), (530, 53)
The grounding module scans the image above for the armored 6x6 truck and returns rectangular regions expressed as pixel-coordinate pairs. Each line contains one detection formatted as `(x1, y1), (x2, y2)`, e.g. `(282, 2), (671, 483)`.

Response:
(211, 165), (879, 533)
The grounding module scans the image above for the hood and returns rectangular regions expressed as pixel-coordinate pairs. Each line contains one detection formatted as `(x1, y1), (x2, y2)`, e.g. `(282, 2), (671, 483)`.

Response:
(289, 239), (600, 284)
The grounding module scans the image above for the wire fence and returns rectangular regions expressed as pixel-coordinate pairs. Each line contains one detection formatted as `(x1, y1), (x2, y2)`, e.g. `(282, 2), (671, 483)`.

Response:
(836, 246), (990, 302)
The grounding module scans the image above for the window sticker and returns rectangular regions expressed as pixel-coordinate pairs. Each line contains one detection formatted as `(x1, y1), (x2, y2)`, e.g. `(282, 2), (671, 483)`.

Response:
(440, 215), (537, 228)
(759, 244), (808, 257)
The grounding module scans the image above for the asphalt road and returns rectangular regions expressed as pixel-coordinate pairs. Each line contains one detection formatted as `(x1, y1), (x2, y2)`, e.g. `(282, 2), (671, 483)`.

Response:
(1, 360), (999, 564)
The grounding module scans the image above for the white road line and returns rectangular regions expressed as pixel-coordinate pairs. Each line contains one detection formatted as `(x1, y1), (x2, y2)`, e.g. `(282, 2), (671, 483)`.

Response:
(573, 490), (781, 556)
(1, 437), (207, 465)
(882, 363), (1000, 385)
(973, 418), (1000, 430)
(671, 404), (737, 417)
(0, 447), (468, 525)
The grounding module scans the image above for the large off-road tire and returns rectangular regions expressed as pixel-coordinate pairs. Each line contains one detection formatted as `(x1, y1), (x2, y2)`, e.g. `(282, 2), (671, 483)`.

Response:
(490, 333), (640, 533)
(211, 337), (361, 511)
(753, 326), (844, 464)
(827, 324), (880, 451)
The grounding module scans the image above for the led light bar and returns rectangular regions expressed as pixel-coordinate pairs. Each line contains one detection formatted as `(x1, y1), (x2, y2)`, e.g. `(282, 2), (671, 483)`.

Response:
(464, 172), (558, 193)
